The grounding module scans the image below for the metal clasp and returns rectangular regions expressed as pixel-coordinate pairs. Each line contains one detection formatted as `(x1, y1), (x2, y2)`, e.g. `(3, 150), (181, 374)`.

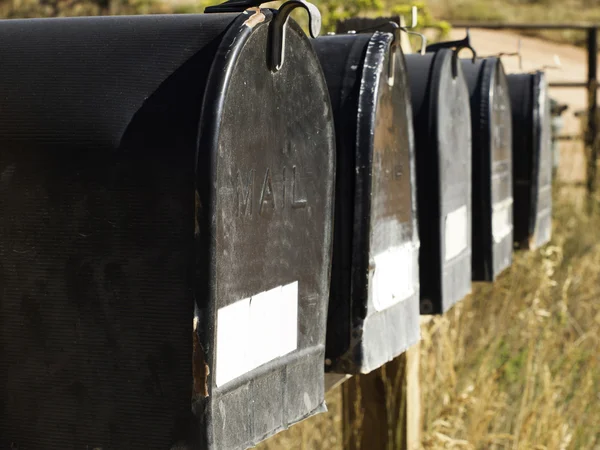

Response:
(270, 1), (321, 71)
(205, 0), (322, 72)
(343, 7), (427, 86)
(426, 29), (477, 78)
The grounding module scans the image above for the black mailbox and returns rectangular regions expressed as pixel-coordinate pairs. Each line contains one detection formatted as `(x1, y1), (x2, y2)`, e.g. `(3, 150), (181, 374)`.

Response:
(0, 7), (335, 450)
(507, 71), (552, 250)
(313, 31), (420, 374)
(405, 49), (473, 315)
(461, 58), (514, 281)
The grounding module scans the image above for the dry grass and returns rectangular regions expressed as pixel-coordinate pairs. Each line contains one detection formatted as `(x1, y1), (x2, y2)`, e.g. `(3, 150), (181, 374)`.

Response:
(426, 0), (600, 46)
(421, 185), (600, 450)
(256, 386), (345, 450)
(258, 185), (600, 449)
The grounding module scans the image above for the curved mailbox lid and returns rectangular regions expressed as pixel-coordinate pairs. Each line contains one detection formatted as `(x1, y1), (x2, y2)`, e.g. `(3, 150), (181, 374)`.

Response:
(313, 32), (420, 374)
(195, 12), (336, 450)
(507, 71), (552, 250)
(0, 11), (336, 450)
(406, 49), (473, 315)
(461, 58), (514, 281)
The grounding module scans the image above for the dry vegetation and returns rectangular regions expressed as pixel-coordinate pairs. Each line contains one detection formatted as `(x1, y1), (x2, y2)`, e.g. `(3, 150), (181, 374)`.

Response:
(426, 0), (600, 45)
(258, 185), (600, 449)
(257, 387), (345, 450)
(420, 185), (600, 449)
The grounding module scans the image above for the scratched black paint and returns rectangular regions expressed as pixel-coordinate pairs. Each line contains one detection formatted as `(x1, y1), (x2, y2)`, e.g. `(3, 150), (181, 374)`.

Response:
(0, 11), (335, 450)
(507, 71), (553, 250)
(405, 49), (473, 315)
(313, 32), (420, 374)
(462, 58), (514, 281)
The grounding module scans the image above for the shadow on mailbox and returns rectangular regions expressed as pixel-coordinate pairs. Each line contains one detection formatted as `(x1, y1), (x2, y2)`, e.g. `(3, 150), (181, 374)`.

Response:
(405, 48), (473, 315)
(507, 71), (553, 251)
(313, 30), (421, 374)
(462, 58), (514, 282)
(0, 5), (336, 450)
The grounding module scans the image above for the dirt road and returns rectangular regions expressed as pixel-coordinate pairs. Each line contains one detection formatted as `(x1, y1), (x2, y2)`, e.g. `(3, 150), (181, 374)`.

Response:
(446, 28), (590, 182)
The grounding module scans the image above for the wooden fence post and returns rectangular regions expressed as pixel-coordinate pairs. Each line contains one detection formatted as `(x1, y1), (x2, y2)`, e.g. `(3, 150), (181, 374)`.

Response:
(341, 340), (422, 450)
(342, 353), (410, 450)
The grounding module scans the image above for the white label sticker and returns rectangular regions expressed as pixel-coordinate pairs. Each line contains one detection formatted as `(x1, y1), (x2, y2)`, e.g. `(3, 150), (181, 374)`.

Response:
(444, 205), (468, 261)
(492, 198), (513, 243)
(372, 244), (416, 312)
(215, 297), (250, 387)
(216, 281), (299, 387)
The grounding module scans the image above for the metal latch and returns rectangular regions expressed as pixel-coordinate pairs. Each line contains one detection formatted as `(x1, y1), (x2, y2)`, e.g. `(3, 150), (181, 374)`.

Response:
(338, 7), (427, 86)
(205, 0), (322, 72)
(426, 30), (477, 78)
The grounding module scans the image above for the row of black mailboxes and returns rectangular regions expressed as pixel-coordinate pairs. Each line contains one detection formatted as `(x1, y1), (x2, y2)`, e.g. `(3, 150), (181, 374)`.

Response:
(0, 4), (553, 450)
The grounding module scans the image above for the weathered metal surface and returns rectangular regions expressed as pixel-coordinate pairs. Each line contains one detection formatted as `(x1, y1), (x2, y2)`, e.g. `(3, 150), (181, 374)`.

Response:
(313, 32), (420, 374)
(0, 10), (335, 450)
(462, 57), (514, 281)
(405, 49), (473, 314)
(508, 72), (553, 250)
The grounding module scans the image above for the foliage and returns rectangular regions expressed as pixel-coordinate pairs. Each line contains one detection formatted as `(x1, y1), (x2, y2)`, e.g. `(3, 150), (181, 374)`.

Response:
(0, 0), (175, 18)
(391, 2), (450, 41)
(312, 0), (384, 31)
(0, 0), (452, 41)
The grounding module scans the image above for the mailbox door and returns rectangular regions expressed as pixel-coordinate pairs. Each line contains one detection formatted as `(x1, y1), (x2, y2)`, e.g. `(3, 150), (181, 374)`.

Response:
(313, 32), (420, 374)
(434, 50), (473, 313)
(194, 15), (336, 449)
(489, 61), (515, 275)
(313, 33), (372, 371)
(508, 72), (552, 250)
(0, 13), (238, 450)
(362, 35), (420, 372)
(406, 49), (472, 315)
(462, 58), (513, 281)
(532, 73), (553, 249)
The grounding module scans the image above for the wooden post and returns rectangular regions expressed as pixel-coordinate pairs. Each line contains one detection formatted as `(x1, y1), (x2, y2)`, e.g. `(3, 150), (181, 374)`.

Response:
(405, 343), (422, 450)
(342, 354), (410, 450)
